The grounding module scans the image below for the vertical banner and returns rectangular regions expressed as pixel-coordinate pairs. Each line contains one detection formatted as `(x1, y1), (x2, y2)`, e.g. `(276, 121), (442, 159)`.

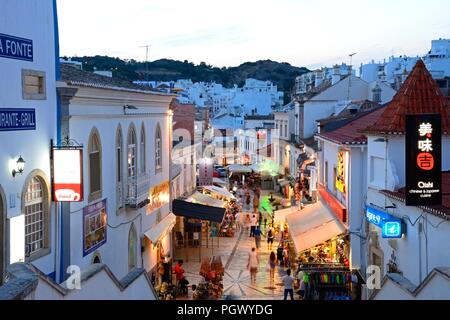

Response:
(52, 148), (84, 202)
(198, 158), (213, 186)
(405, 114), (442, 206)
(83, 199), (107, 256)
(335, 151), (346, 194)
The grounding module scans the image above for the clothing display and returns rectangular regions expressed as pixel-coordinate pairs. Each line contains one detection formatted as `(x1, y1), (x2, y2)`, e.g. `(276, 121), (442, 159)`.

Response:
(296, 269), (352, 301)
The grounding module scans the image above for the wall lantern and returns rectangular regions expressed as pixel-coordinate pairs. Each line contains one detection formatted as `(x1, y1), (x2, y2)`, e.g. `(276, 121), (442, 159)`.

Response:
(12, 155), (26, 177)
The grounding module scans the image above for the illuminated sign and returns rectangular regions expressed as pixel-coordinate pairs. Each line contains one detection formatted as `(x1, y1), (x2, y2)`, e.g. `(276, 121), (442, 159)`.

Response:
(405, 114), (442, 206)
(382, 220), (402, 238)
(0, 33), (33, 62)
(52, 148), (83, 202)
(366, 206), (405, 238)
(83, 199), (107, 256)
(147, 181), (170, 214)
(335, 151), (346, 194)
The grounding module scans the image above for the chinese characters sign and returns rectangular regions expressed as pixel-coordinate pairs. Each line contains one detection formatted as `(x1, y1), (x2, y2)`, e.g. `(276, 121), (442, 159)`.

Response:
(335, 151), (346, 194)
(52, 148), (83, 202)
(405, 114), (442, 206)
(83, 199), (107, 256)
(147, 181), (170, 214)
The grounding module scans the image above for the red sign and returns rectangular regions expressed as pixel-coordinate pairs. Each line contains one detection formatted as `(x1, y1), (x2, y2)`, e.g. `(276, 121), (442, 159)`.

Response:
(318, 184), (347, 224)
(52, 149), (84, 202)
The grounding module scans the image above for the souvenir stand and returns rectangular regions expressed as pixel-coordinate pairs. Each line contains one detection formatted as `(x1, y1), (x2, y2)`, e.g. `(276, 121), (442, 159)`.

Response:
(295, 235), (352, 300)
(196, 256), (225, 299)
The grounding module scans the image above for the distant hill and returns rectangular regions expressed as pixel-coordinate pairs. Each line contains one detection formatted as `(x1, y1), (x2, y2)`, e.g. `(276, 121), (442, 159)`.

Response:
(64, 56), (310, 103)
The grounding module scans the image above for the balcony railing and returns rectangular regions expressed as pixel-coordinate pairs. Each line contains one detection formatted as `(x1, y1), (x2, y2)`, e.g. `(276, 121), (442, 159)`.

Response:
(125, 173), (150, 208)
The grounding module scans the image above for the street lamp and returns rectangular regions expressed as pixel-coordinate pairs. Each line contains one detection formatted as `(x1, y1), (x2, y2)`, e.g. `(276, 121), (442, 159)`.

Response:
(12, 155), (26, 177)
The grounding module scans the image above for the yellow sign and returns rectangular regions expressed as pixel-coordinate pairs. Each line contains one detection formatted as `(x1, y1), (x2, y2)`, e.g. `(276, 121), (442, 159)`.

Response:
(147, 181), (170, 214)
(335, 151), (346, 194)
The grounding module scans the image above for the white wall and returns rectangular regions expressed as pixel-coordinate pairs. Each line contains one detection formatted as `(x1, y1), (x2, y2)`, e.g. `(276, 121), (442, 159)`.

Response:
(303, 101), (336, 139)
(0, 0), (57, 276)
(64, 86), (172, 280)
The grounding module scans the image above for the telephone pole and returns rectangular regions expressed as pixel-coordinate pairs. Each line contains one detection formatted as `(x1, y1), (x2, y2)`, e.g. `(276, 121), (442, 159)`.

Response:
(140, 44), (151, 83)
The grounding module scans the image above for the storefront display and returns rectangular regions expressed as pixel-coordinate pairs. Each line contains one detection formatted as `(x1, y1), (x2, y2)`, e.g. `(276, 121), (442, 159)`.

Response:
(198, 256), (224, 299)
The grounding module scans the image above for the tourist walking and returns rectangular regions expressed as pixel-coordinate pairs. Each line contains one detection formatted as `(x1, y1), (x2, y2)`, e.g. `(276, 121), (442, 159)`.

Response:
(267, 251), (277, 287)
(282, 269), (295, 300)
(254, 225), (262, 249)
(267, 224), (275, 250)
(247, 248), (259, 283)
(235, 211), (241, 233)
(249, 214), (257, 237)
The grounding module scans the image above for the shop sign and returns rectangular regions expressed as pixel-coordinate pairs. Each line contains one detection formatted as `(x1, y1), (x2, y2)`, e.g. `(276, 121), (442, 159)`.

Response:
(0, 108), (36, 131)
(198, 158), (214, 186)
(382, 220), (402, 238)
(52, 148), (83, 202)
(83, 199), (107, 256)
(366, 206), (405, 238)
(147, 181), (170, 214)
(0, 33), (33, 61)
(335, 151), (346, 194)
(405, 114), (442, 206)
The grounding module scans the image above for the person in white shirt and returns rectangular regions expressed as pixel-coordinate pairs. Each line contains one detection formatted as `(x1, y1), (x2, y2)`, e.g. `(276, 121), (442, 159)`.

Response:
(282, 269), (295, 300)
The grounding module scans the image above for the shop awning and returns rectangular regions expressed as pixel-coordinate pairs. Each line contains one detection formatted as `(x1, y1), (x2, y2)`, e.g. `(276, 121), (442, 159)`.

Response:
(273, 207), (299, 224)
(172, 199), (226, 223)
(227, 164), (252, 173)
(213, 178), (227, 187)
(202, 185), (236, 200)
(187, 192), (227, 207)
(144, 213), (176, 243)
(286, 201), (346, 254)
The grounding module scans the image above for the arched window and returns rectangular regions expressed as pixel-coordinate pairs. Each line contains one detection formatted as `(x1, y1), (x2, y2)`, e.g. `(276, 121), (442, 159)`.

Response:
(128, 125), (137, 178)
(127, 124), (137, 200)
(140, 125), (146, 174)
(155, 124), (162, 171)
(116, 126), (123, 209)
(128, 224), (137, 271)
(89, 129), (102, 199)
(24, 176), (49, 258)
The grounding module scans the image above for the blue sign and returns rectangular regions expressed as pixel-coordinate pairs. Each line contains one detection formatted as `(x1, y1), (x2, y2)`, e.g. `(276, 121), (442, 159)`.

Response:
(382, 220), (402, 238)
(365, 206), (391, 228)
(366, 205), (405, 238)
(0, 108), (36, 131)
(0, 33), (33, 62)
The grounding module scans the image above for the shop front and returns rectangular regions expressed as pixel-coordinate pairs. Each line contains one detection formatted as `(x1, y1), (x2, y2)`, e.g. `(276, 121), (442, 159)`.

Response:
(171, 199), (226, 262)
(283, 201), (363, 300)
(143, 212), (177, 288)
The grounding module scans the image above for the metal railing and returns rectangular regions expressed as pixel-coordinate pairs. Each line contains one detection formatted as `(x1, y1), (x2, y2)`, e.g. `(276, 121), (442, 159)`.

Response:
(125, 173), (150, 208)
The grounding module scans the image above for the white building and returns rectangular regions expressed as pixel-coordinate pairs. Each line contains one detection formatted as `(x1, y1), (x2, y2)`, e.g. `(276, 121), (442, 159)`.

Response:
(315, 107), (387, 273)
(57, 64), (175, 284)
(362, 61), (450, 299)
(174, 78), (284, 118)
(360, 38), (450, 92)
(0, 0), (59, 283)
(295, 76), (396, 140)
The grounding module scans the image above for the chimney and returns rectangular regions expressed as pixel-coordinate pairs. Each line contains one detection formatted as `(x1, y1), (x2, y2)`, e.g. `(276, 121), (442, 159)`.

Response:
(332, 65), (341, 85)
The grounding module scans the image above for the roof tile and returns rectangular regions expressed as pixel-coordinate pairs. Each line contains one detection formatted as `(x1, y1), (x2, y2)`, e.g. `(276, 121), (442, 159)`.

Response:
(364, 60), (450, 135)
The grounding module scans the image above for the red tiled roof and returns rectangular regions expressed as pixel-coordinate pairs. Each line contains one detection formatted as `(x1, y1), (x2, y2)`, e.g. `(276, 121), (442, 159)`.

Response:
(381, 171), (450, 219)
(364, 60), (450, 135)
(317, 107), (386, 145)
